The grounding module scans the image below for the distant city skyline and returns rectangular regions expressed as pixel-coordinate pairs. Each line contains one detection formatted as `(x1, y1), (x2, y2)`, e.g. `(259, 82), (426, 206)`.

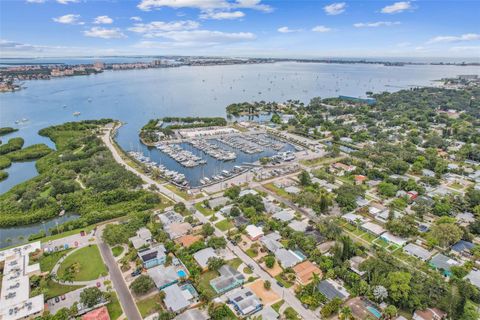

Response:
(1, 0), (479, 59)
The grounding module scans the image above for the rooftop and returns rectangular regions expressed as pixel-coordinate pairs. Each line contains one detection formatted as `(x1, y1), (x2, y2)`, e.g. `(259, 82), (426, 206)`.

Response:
(81, 306), (110, 320)
(403, 243), (433, 261)
(162, 284), (193, 313)
(193, 247), (217, 269)
(147, 265), (180, 289)
(227, 287), (262, 316)
(210, 265), (245, 294)
(317, 279), (350, 301)
(275, 248), (303, 268)
(157, 210), (184, 226)
(292, 260), (322, 285)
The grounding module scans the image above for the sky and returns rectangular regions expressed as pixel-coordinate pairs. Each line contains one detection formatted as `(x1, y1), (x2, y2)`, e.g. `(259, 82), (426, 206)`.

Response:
(0, 0), (479, 59)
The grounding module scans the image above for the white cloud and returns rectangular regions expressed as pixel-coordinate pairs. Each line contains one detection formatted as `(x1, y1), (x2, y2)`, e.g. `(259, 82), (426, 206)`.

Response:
(84, 27), (126, 39)
(134, 30), (255, 47)
(353, 21), (400, 28)
(129, 20), (200, 37)
(130, 16), (143, 22)
(324, 2), (346, 15)
(427, 33), (480, 44)
(93, 16), (113, 24)
(381, 1), (411, 14)
(26, 0), (46, 3)
(137, 0), (271, 12)
(312, 25), (331, 33)
(52, 14), (82, 24)
(449, 46), (480, 53)
(57, 0), (79, 4)
(199, 10), (245, 20)
(277, 26), (301, 33)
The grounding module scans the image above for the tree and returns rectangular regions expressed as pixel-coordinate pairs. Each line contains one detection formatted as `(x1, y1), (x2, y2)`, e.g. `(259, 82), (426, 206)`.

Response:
(373, 285), (388, 302)
(387, 271), (411, 304)
(201, 223), (215, 237)
(224, 185), (240, 200)
(264, 255), (276, 269)
(80, 287), (103, 308)
(321, 297), (342, 317)
(208, 303), (235, 320)
(377, 182), (398, 197)
(129, 275), (154, 295)
(461, 300), (480, 320)
(271, 113), (281, 124)
(264, 280), (271, 290)
(207, 236), (227, 249)
(173, 202), (186, 213)
(298, 170), (312, 186)
(339, 307), (353, 320)
(230, 206), (241, 217)
(429, 222), (463, 247)
(207, 257), (225, 271)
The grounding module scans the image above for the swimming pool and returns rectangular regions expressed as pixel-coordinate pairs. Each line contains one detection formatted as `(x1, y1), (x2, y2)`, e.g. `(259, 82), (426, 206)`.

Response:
(367, 306), (382, 319)
(177, 270), (187, 278)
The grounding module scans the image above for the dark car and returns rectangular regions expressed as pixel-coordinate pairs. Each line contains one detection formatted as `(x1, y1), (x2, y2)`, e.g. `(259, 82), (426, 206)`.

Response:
(276, 281), (284, 288)
(131, 269), (142, 277)
(54, 297), (60, 303)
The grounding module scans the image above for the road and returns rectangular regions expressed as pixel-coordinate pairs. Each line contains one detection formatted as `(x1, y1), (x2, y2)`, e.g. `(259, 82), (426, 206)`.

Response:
(96, 226), (142, 320)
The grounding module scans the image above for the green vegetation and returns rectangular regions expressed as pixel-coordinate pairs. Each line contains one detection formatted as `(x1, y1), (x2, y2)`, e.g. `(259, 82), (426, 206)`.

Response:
(6, 143), (52, 161)
(137, 293), (164, 317)
(0, 120), (162, 228)
(0, 171), (7, 181)
(57, 245), (107, 281)
(0, 127), (18, 136)
(106, 293), (123, 320)
(271, 300), (284, 313)
(0, 156), (12, 169)
(130, 275), (155, 295)
(36, 249), (72, 272)
(215, 219), (234, 231)
(111, 246), (124, 257)
(0, 137), (24, 155)
(197, 270), (219, 298)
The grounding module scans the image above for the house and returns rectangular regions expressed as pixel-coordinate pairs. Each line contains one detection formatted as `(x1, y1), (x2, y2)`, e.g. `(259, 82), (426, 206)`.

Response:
(210, 265), (245, 294)
(413, 308), (447, 320)
(138, 244), (167, 269)
(451, 240), (474, 256)
(162, 284), (194, 313)
(354, 175), (367, 185)
(260, 232), (283, 253)
(343, 213), (368, 225)
(128, 227), (153, 250)
(356, 197), (369, 207)
(422, 169), (435, 177)
(275, 248), (304, 268)
(284, 186), (301, 195)
(165, 222), (192, 240)
(292, 261), (322, 285)
(317, 279), (350, 301)
(305, 228), (326, 243)
(208, 196), (230, 208)
(233, 215), (250, 228)
(466, 269), (480, 289)
(288, 219), (309, 233)
(255, 305), (279, 320)
(147, 265), (181, 289)
(332, 162), (356, 174)
(239, 189), (258, 197)
(82, 306), (110, 320)
(361, 222), (386, 236)
(349, 256), (366, 276)
(272, 210), (295, 222)
(456, 212), (475, 227)
(403, 243), (433, 261)
(263, 199), (282, 214)
(429, 253), (460, 277)
(175, 308), (209, 320)
(380, 232), (407, 247)
(246, 225), (264, 241)
(193, 247), (217, 270)
(175, 234), (203, 248)
(158, 210), (184, 226)
(227, 288), (263, 316)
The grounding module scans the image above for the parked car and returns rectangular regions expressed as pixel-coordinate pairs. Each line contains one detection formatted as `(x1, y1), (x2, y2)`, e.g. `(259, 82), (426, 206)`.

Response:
(131, 269), (142, 277)
(276, 281), (284, 288)
(54, 297), (60, 303)
(96, 282), (101, 288)
(61, 295), (66, 301)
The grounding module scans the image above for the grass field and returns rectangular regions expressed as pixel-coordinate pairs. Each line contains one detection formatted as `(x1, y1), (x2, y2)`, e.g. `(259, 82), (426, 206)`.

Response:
(197, 270), (219, 298)
(246, 248), (258, 258)
(57, 245), (108, 281)
(299, 156), (344, 167)
(274, 274), (293, 288)
(195, 203), (215, 216)
(38, 249), (71, 273)
(262, 183), (293, 200)
(107, 293), (123, 320)
(45, 280), (83, 300)
(272, 300), (284, 313)
(111, 246), (124, 257)
(137, 293), (164, 318)
(215, 219), (234, 231)
(227, 257), (242, 270)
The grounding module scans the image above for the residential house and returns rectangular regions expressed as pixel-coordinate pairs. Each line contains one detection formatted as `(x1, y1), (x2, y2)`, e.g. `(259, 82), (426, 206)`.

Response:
(210, 265), (245, 294)
(81, 306), (110, 320)
(349, 256), (366, 276)
(429, 253), (460, 277)
(165, 222), (192, 240)
(292, 261), (322, 285)
(288, 219), (309, 233)
(128, 227), (153, 250)
(343, 213), (368, 225)
(239, 189), (258, 197)
(175, 308), (208, 320)
(158, 210), (184, 226)
(403, 243), (433, 261)
(284, 186), (301, 195)
(246, 225), (264, 241)
(193, 247), (217, 270)
(147, 265), (181, 289)
(138, 244), (167, 269)
(354, 175), (367, 185)
(361, 222), (386, 236)
(227, 288), (263, 317)
(272, 210), (295, 223)
(317, 279), (350, 301)
(380, 232), (407, 247)
(275, 248), (304, 269)
(413, 308), (447, 320)
(466, 269), (480, 290)
(451, 240), (474, 257)
(162, 284), (194, 313)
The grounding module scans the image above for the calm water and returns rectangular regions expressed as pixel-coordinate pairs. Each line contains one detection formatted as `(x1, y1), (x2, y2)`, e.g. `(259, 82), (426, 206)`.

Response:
(1, 62), (479, 244)
(0, 161), (38, 194)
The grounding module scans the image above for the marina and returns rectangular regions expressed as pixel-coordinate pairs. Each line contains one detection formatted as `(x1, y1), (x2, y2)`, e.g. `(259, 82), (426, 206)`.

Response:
(188, 139), (237, 161)
(154, 143), (206, 168)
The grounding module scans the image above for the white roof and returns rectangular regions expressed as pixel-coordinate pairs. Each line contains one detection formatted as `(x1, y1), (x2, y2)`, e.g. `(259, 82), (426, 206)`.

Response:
(193, 247), (217, 269)
(381, 232), (407, 246)
(245, 225), (264, 239)
(288, 219), (309, 232)
(163, 284), (193, 312)
(466, 270), (480, 289)
(361, 222), (386, 236)
(343, 213), (368, 224)
(403, 243), (433, 261)
(239, 189), (258, 197)
(272, 210), (295, 222)
(275, 248), (303, 268)
(0, 242), (44, 320)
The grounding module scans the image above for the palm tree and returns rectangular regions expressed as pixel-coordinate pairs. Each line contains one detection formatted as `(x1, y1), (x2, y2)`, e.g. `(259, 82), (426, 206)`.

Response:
(340, 306), (352, 320)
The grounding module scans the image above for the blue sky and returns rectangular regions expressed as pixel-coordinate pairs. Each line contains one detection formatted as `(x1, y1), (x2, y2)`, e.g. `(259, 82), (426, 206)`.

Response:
(1, 0), (479, 58)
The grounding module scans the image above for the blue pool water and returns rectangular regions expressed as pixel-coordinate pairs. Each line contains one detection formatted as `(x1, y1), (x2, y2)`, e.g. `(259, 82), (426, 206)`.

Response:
(367, 306), (382, 319)
(177, 270), (187, 278)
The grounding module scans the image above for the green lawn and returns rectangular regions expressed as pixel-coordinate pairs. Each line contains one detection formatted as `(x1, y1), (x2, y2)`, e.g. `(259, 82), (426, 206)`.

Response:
(165, 184), (190, 200)
(246, 248), (258, 258)
(111, 246), (124, 257)
(299, 156), (344, 167)
(107, 293), (123, 320)
(38, 249), (71, 273)
(275, 274), (293, 288)
(45, 280), (83, 300)
(243, 267), (253, 274)
(263, 183), (293, 200)
(284, 306), (301, 320)
(137, 293), (164, 318)
(197, 270), (219, 298)
(227, 257), (242, 270)
(195, 203), (215, 216)
(215, 219), (234, 231)
(57, 245), (108, 281)
(272, 300), (284, 313)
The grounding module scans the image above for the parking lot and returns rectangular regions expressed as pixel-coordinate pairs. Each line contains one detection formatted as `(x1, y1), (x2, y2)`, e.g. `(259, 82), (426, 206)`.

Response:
(42, 229), (96, 252)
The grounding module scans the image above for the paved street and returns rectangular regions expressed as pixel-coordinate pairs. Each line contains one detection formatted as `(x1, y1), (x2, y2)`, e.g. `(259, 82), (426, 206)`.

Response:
(96, 226), (142, 320)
